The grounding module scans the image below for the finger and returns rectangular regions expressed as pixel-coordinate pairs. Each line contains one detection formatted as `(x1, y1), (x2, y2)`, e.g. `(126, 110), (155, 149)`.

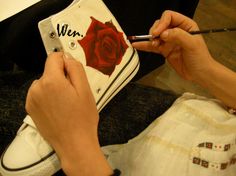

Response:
(152, 10), (199, 36)
(25, 79), (40, 114)
(132, 41), (161, 54)
(160, 28), (197, 51)
(29, 79), (39, 88)
(158, 42), (176, 58)
(149, 20), (160, 35)
(165, 46), (181, 67)
(43, 52), (65, 78)
(26, 79), (40, 100)
(63, 53), (91, 95)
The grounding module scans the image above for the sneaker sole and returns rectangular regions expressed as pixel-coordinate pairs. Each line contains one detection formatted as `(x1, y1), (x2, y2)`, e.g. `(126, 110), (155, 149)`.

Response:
(0, 151), (59, 176)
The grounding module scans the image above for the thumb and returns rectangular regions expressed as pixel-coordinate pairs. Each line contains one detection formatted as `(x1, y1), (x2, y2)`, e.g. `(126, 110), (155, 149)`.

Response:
(160, 28), (195, 50)
(63, 53), (91, 94)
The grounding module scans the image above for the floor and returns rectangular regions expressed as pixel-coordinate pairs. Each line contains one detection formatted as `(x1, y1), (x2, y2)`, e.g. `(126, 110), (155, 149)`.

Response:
(138, 0), (236, 97)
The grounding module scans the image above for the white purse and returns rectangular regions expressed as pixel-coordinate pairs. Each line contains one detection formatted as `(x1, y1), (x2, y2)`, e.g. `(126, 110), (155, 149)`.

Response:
(102, 93), (236, 176)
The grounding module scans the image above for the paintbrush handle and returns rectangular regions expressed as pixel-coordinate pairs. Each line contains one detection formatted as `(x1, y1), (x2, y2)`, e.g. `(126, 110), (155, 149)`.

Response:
(128, 27), (236, 41)
(189, 27), (236, 34)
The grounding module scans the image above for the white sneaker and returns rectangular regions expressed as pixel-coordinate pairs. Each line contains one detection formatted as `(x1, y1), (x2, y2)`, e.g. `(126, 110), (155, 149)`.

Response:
(0, 115), (60, 176)
(0, 0), (139, 175)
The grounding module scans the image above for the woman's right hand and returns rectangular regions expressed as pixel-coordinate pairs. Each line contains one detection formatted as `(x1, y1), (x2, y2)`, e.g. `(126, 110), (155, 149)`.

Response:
(132, 10), (216, 83)
(133, 10), (236, 109)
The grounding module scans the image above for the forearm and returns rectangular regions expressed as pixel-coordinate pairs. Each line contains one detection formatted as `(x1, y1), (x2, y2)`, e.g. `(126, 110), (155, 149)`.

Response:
(196, 59), (236, 109)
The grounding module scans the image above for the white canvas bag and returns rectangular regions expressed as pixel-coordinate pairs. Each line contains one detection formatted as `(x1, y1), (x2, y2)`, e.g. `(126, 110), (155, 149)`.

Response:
(103, 93), (236, 176)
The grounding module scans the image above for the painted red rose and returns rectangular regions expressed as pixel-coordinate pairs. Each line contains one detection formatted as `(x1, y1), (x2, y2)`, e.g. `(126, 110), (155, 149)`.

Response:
(78, 17), (128, 76)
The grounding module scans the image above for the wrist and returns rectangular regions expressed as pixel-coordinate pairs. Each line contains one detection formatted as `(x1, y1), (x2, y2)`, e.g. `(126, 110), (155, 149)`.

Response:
(192, 57), (219, 88)
(58, 137), (113, 176)
(193, 58), (236, 108)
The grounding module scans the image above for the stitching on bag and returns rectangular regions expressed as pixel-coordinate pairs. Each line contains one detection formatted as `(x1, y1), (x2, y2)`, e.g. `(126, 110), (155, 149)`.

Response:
(192, 156), (236, 170)
(192, 140), (236, 170)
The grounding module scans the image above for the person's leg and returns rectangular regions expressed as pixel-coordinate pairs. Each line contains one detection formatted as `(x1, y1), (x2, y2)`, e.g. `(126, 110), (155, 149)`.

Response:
(99, 83), (178, 146)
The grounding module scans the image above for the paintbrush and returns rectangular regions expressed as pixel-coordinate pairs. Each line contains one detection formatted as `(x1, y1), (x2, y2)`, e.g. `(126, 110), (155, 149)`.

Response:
(128, 27), (236, 41)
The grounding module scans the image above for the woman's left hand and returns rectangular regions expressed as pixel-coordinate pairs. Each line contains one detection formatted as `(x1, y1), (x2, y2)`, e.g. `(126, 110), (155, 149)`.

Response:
(25, 52), (112, 176)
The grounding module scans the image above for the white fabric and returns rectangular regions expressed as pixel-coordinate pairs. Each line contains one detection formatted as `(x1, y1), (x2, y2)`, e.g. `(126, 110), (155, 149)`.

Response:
(102, 93), (236, 176)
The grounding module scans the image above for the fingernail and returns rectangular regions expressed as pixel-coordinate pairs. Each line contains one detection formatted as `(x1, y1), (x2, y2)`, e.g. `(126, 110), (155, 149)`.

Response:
(63, 52), (74, 60)
(161, 30), (169, 39)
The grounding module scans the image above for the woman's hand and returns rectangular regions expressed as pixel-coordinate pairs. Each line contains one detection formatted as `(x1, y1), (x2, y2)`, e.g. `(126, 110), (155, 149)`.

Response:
(133, 10), (236, 109)
(132, 10), (215, 82)
(25, 52), (112, 176)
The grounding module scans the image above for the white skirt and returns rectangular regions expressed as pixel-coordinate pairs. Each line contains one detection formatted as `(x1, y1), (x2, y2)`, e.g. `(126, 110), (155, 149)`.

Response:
(102, 93), (236, 176)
